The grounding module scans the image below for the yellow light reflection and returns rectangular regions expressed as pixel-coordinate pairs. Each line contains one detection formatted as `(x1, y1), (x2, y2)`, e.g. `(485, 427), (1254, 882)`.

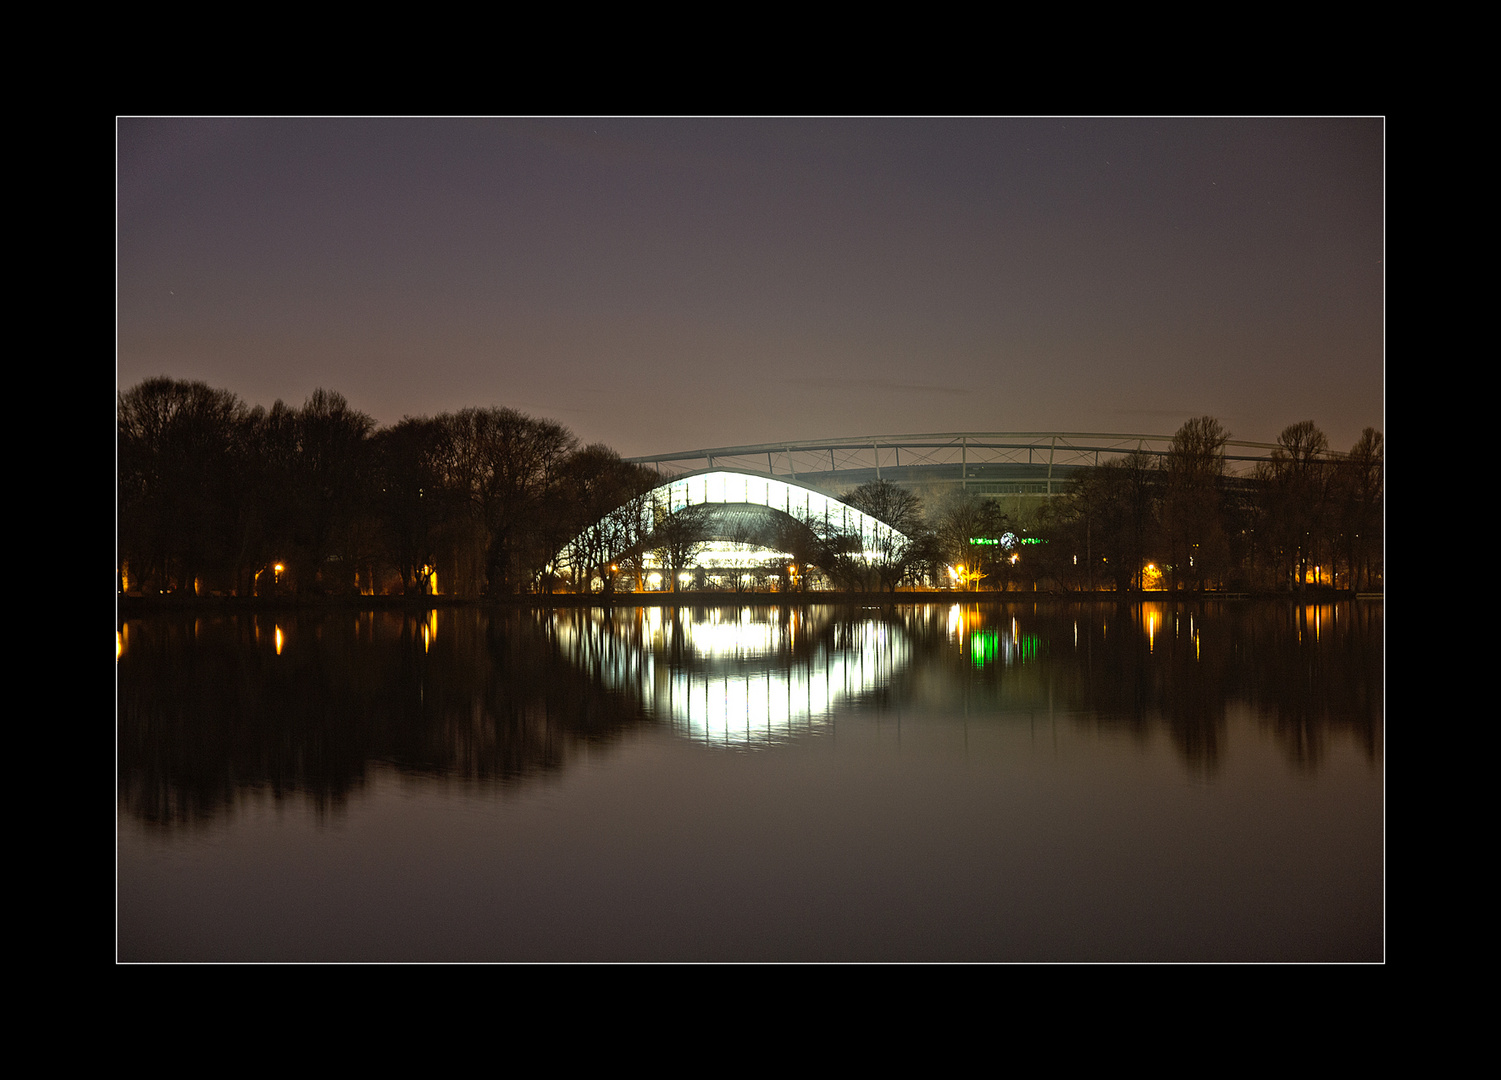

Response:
(275, 625), (285, 655)
(422, 609), (438, 651)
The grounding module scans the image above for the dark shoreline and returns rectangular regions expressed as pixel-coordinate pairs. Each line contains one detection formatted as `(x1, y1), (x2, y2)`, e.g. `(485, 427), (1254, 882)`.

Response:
(117, 587), (1378, 616)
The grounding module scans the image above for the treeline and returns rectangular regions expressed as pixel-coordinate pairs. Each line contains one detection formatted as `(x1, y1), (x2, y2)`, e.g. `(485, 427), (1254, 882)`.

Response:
(665, 415), (1382, 595)
(118, 378), (1382, 597)
(891, 416), (1383, 594)
(118, 377), (660, 597)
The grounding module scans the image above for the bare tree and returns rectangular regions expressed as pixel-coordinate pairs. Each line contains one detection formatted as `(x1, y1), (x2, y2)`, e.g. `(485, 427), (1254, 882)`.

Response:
(1162, 416), (1230, 590)
(283, 389), (376, 595)
(439, 408), (578, 595)
(770, 510), (825, 593)
(371, 417), (451, 596)
(930, 492), (1012, 590)
(843, 480), (928, 592)
(1260, 421), (1332, 588)
(118, 378), (252, 595)
(650, 500), (715, 593)
(1057, 450), (1160, 591)
(556, 446), (658, 594)
(1337, 428), (1383, 591)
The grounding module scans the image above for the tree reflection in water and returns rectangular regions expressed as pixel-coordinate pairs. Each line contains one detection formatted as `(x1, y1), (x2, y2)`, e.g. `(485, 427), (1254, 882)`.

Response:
(118, 600), (1381, 825)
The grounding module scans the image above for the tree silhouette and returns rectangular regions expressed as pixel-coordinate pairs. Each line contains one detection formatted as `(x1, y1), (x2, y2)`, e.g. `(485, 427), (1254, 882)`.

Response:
(1162, 416), (1230, 590)
(1259, 421), (1331, 588)
(118, 377), (252, 595)
(1336, 428), (1383, 591)
(649, 500), (715, 593)
(843, 480), (928, 591)
(556, 446), (657, 593)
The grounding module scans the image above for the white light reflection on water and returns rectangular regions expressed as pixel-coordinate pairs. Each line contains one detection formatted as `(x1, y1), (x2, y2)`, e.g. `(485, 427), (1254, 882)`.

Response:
(552, 606), (910, 747)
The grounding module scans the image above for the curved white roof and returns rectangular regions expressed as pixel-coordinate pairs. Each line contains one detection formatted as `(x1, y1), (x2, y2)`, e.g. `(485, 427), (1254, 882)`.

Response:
(557, 468), (911, 576)
(650, 469), (910, 551)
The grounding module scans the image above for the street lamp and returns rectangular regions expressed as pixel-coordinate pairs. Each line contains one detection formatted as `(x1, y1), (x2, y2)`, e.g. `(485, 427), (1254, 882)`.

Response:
(254, 562), (285, 596)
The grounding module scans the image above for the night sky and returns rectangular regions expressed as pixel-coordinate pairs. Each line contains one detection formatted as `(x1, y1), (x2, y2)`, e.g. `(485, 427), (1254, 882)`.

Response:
(117, 118), (1384, 457)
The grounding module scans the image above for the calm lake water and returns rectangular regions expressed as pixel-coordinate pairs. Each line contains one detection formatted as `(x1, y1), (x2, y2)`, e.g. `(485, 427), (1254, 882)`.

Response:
(117, 599), (1383, 962)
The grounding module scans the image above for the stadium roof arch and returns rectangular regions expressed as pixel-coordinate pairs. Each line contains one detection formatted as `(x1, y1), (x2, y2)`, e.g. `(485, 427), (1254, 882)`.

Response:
(627, 432), (1288, 499)
(556, 467), (913, 581)
(653, 468), (910, 551)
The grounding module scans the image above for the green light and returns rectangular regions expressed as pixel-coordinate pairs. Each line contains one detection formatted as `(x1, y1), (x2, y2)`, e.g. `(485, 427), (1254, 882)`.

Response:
(967, 630), (1044, 667)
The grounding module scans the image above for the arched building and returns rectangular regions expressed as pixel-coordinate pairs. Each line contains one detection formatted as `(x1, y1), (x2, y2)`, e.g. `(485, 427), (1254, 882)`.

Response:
(559, 432), (1295, 591)
(558, 468), (912, 591)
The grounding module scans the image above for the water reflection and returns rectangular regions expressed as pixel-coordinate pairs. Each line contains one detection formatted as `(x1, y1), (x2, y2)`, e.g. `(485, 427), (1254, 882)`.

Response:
(551, 606), (910, 746)
(117, 600), (1382, 825)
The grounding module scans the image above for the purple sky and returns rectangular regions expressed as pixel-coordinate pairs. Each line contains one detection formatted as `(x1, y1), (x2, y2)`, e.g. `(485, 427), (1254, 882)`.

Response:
(117, 118), (1383, 457)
